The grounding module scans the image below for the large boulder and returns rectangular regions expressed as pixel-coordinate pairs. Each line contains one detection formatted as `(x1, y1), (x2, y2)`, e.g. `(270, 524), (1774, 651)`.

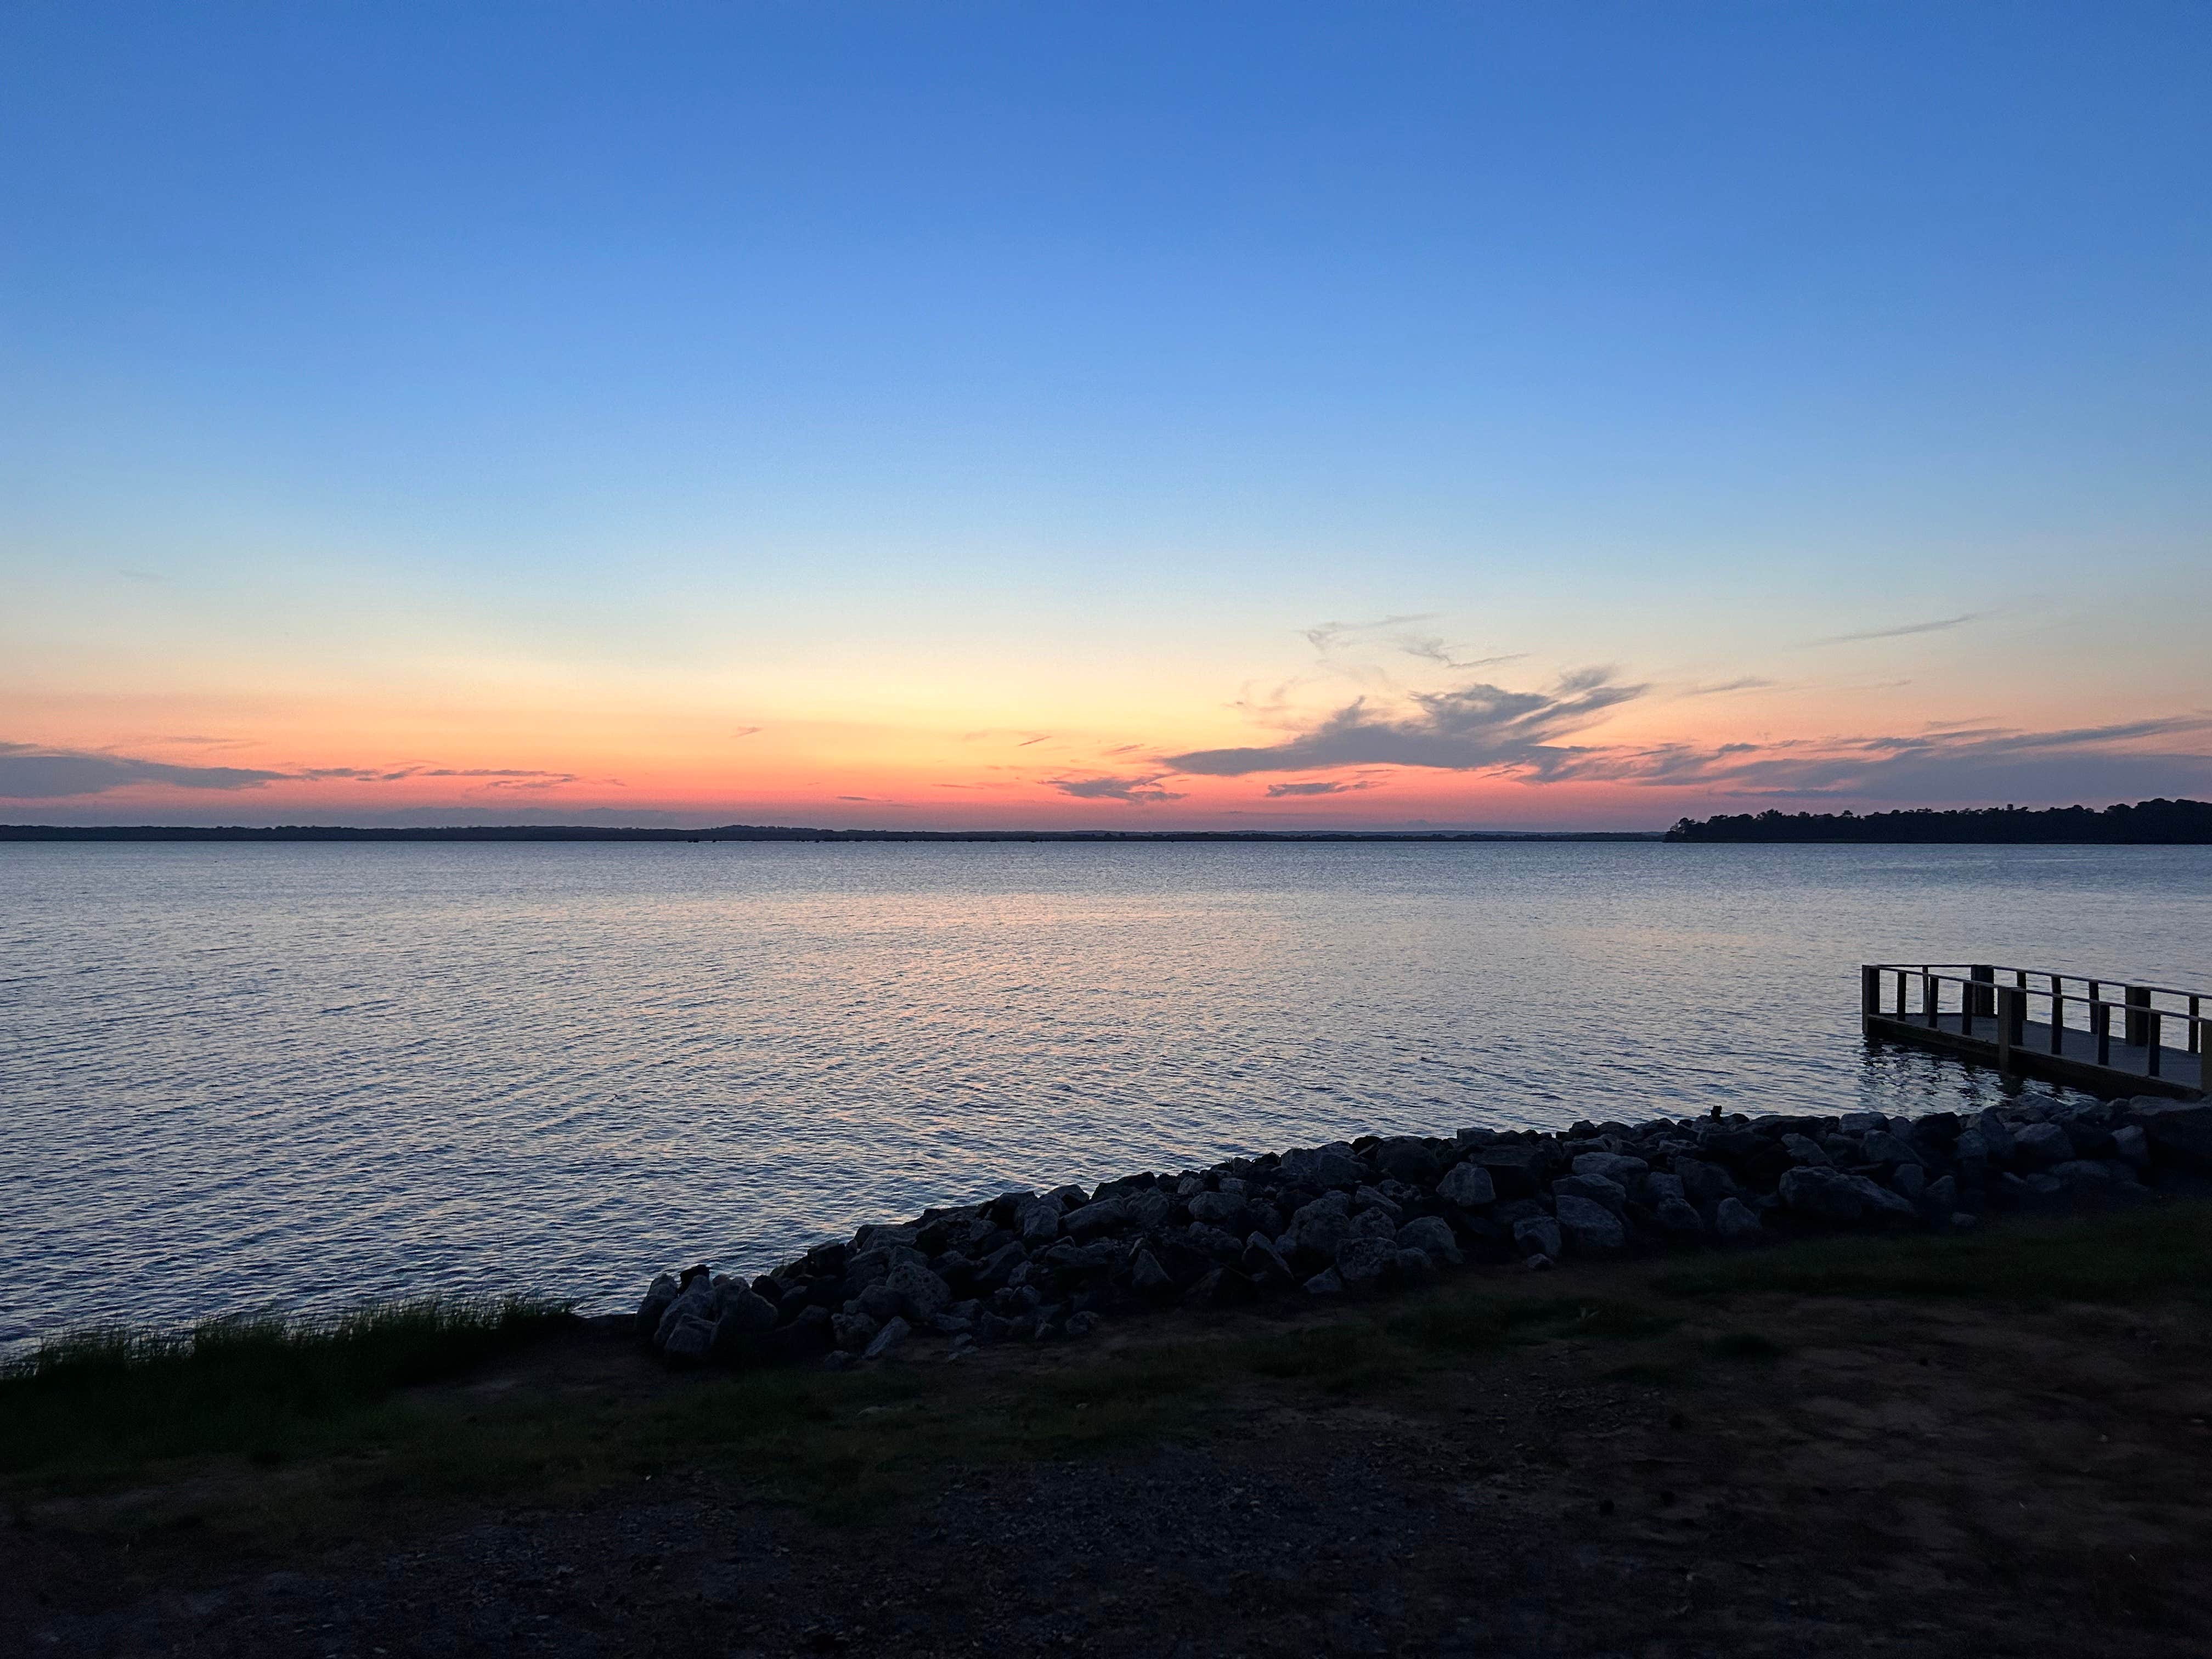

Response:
(1063, 1199), (1129, 1240)
(1241, 1234), (1295, 1285)
(636, 1273), (681, 1341)
(2131, 1099), (2212, 1167)
(2049, 1159), (2114, 1190)
(1373, 1137), (1440, 1182)
(1335, 1235), (1396, 1290)
(1779, 1165), (1865, 1222)
(1675, 1158), (1736, 1204)
(855, 1281), (903, 1323)
(1186, 1190), (1248, 1228)
(1350, 1184), (1403, 1221)
(2011, 1122), (2073, 1169)
(1552, 1173), (1627, 1215)
(661, 1314), (715, 1364)
(1280, 1148), (1365, 1190)
(1346, 1205), (1397, 1242)
(1436, 1160), (1497, 1209)
(1127, 1189), (1175, 1232)
(1780, 1133), (1831, 1167)
(1859, 1130), (1923, 1167)
(862, 1317), (912, 1360)
(714, 1284), (779, 1335)
(1468, 1143), (1548, 1197)
(1571, 1152), (1648, 1185)
(1186, 1222), (1245, 1262)
(1286, 1193), (1356, 1258)
(1843, 1173), (1918, 1220)
(1128, 1249), (1174, 1299)
(973, 1240), (1028, 1290)
(653, 1279), (716, 1347)
(884, 1261), (952, 1321)
(1511, 1215), (1564, 1259)
(850, 1223), (919, 1254)
(1553, 1194), (1626, 1255)
(1396, 1215), (1464, 1266)
(1713, 1197), (1765, 1243)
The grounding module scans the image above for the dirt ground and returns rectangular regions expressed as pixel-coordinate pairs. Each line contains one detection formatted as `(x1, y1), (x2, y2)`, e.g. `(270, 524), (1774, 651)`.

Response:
(9, 1237), (2212, 1658)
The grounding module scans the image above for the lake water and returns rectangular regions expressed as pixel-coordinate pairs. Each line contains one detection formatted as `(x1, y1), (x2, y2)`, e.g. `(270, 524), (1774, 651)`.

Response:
(4, 840), (2208, 1348)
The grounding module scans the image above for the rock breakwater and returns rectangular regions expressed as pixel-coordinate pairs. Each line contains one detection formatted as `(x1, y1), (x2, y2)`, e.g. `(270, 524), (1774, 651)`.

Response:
(635, 1091), (2212, 1367)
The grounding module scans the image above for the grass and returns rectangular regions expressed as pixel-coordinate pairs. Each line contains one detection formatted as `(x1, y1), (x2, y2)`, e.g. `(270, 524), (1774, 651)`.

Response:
(0, 1294), (575, 1479)
(12, 1200), (2212, 1554)
(1647, 1199), (2212, 1306)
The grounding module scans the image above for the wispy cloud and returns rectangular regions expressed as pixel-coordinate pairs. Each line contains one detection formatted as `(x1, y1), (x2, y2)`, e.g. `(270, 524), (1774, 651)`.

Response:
(0, 744), (292, 800)
(729, 726), (763, 740)
(1538, 715), (2212, 801)
(298, 766), (580, 786)
(1679, 676), (1776, 697)
(1051, 774), (1187, 804)
(0, 744), (592, 801)
(1301, 613), (1438, 653)
(1165, 670), (1646, 778)
(1264, 780), (1377, 797)
(1396, 636), (1526, 673)
(1813, 613), (1980, 646)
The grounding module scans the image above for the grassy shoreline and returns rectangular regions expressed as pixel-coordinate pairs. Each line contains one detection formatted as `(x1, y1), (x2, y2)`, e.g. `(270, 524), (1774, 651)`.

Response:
(8, 1200), (2209, 1507)
(1, 1295), (575, 1480)
(12, 1201), (2212, 1656)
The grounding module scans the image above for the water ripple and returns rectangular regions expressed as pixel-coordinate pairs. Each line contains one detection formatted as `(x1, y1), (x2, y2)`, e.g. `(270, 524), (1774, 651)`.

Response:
(4, 840), (2207, 1348)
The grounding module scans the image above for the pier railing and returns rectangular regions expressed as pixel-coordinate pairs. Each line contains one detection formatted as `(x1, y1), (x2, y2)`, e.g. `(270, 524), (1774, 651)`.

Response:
(1862, 962), (2208, 1082)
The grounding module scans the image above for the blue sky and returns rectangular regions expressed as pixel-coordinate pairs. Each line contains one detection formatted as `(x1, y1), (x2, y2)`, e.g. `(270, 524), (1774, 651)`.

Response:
(3, 2), (2208, 826)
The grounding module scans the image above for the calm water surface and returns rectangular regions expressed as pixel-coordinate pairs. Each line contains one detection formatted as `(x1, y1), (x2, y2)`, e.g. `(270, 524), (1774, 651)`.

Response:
(5, 840), (2208, 1346)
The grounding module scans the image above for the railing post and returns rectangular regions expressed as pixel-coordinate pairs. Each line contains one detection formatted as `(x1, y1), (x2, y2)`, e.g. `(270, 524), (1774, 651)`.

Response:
(1861, 964), (1880, 1028)
(1970, 963), (1994, 1022)
(1996, 984), (2022, 1074)
(2126, 985), (2152, 1047)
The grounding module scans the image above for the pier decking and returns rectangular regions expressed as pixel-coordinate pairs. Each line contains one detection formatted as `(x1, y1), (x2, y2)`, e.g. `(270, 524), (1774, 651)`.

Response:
(1863, 963), (2207, 1098)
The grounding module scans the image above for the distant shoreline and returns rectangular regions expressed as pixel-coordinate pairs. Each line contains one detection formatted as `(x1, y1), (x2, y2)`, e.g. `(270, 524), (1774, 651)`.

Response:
(0, 824), (1664, 843)
(1666, 798), (2212, 845)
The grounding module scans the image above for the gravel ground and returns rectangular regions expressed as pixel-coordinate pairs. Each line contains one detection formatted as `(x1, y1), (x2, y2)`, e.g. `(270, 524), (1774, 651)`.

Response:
(12, 1256), (2212, 1658)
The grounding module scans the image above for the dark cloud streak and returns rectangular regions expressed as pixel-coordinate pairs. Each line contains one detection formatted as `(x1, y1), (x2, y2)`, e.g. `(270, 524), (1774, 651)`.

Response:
(1165, 670), (1646, 778)
(1051, 775), (1187, 804)
(0, 744), (290, 800)
(1813, 613), (1980, 646)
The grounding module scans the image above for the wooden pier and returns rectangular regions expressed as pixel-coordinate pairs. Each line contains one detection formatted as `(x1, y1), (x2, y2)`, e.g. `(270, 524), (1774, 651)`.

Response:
(1863, 963), (2207, 1099)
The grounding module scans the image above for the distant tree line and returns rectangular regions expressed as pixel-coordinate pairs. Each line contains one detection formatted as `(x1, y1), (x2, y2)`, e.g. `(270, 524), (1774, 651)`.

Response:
(1664, 798), (2212, 844)
(0, 823), (1660, 844)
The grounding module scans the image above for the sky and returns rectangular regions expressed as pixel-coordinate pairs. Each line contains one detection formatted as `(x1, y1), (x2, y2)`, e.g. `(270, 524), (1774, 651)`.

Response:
(3, 2), (2208, 830)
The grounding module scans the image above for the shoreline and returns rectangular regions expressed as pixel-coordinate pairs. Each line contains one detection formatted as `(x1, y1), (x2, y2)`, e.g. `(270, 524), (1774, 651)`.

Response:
(634, 1086), (2211, 1368)
(1, 825), (1664, 843)
(12, 1197), (2212, 1657)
